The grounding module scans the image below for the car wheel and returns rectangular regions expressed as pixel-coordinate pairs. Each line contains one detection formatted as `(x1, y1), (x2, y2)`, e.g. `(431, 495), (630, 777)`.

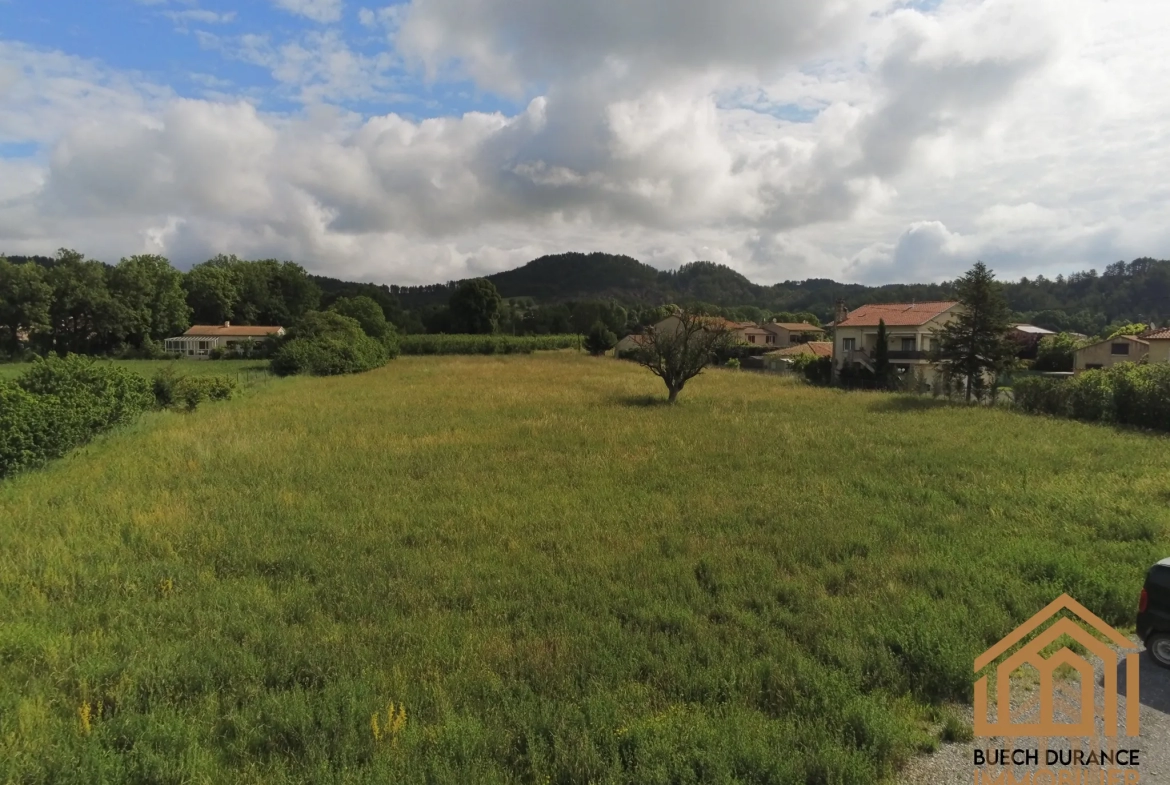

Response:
(1148, 633), (1170, 669)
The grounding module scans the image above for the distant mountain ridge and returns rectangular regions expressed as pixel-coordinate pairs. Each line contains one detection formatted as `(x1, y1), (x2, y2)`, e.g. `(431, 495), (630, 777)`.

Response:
(386, 252), (1170, 334)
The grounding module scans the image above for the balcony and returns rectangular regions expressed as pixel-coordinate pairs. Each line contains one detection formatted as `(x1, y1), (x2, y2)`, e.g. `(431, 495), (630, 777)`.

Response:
(886, 350), (928, 361)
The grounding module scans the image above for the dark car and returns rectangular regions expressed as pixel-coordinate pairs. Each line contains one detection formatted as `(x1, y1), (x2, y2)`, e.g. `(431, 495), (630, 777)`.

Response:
(1138, 557), (1170, 668)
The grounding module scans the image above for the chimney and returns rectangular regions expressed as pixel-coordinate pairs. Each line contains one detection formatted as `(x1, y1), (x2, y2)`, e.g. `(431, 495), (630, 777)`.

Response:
(224, 321), (230, 327)
(834, 299), (848, 325)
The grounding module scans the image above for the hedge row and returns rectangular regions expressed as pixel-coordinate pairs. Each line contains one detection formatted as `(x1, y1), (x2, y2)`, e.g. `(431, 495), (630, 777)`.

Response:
(0, 356), (155, 478)
(1013, 362), (1170, 431)
(398, 334), (580, 355)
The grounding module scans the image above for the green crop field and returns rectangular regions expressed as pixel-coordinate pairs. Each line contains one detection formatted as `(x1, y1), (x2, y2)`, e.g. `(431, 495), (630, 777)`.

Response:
(1, 353), (1166, 784)
(0, 358), (271, 382)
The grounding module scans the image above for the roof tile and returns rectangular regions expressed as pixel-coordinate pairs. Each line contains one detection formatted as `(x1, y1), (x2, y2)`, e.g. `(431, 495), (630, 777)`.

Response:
(182, 325), (284, 337)
(835, 301), (959, 327)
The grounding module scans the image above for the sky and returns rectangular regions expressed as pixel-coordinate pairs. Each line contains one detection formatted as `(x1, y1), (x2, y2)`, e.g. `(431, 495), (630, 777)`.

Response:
(1, 0), (1168, 286)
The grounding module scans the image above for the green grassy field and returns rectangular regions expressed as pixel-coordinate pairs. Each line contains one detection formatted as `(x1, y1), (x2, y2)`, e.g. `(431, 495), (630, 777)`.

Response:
(1, 353), (1166, 784)
(0, 358), (270, 382)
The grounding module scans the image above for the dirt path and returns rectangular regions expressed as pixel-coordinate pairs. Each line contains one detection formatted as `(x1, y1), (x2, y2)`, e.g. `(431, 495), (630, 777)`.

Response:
(900, 640), (1170, 785)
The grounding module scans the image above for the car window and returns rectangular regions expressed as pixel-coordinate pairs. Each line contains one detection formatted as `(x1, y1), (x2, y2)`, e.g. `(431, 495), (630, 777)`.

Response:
(1148, 565), (1170, 590)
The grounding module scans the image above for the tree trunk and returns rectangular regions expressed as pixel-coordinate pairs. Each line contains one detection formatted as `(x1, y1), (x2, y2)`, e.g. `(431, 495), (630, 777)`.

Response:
(668, 386), (679, 403)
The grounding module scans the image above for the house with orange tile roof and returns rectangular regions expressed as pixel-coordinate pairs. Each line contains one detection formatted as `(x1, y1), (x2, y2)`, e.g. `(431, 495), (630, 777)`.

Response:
(650, 314), (762, 346)
(761, 321), (826, 348)
(164, 322), (285, 358)
(830, 300), (962, 385)
(760, 341), (833, 372)
(1141, 327), (1170, 364)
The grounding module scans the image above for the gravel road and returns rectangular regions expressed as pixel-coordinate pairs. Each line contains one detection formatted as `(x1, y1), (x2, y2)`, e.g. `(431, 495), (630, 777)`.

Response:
(900, 638), (1170, 785)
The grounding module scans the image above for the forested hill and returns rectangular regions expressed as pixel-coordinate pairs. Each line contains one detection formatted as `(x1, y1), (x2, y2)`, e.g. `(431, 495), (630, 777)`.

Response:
(387, 253), (1170, 334)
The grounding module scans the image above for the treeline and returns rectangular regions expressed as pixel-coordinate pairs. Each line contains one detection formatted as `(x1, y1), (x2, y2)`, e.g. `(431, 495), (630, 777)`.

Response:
(0, 251), (323, 358)
(6, 249), (1167, 360)
(0, 251), (680, 360)
(390, 253), (1170, 335)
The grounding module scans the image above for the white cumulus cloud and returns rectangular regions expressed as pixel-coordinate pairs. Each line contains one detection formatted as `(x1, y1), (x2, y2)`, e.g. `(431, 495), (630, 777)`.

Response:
(2, 0), (1170, 286)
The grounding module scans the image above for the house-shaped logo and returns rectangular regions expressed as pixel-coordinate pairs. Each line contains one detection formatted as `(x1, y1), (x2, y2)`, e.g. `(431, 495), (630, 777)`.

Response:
(974, 594), (1140, 738)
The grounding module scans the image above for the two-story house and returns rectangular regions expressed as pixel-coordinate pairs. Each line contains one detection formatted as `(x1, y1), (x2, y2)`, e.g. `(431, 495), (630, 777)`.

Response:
(831, 300), (962, 385)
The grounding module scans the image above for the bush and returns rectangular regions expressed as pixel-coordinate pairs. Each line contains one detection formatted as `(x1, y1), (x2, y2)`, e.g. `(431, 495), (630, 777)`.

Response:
(270, 312), (391, 377)
(1012, 377), (1070, 417)
(152, 366), (181, 408)
(584, 321), (617, 356)
(793, 354), (832, 386)
(171, 375), (237, 411)
(17, 355), (154, 432)
(0, 356), (154, 479)
(1066, 370), (1112, 422)
(271, 335), (388, 377)
(1014, 363), (1170, 432)
(1112, 362), (1170, 430)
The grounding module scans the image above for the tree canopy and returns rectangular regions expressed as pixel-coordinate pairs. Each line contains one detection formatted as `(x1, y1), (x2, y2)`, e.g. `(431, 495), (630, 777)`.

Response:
(931, 262), (1017, 402)
(448, 279), (503, 334)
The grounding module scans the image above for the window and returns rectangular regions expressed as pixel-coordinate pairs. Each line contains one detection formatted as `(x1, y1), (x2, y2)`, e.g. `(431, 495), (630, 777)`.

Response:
(842, 338), (856, 352)
(199, 340), (210, 351)
(1111, 342), (1130, 356)
(748, 335), (756, 344)
(901, 338), (916, 352)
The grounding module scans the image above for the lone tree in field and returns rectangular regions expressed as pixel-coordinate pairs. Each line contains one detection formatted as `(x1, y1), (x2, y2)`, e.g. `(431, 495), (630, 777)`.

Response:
(931, 261), (1016, 403)
(631, 310), (738, 403)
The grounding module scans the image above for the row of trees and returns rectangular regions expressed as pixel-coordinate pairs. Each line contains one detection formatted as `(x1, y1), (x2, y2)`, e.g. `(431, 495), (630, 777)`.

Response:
(0, 251), (323, 357)
(0, 251), (686, 359)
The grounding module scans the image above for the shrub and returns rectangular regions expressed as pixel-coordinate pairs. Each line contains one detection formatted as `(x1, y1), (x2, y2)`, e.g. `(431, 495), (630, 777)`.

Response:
(1012, 377), (1069, 417)
(170, 375), (238, 411)
(152, 366), (181, 408)
(1015, 363), (1170, 433)
(174, 376), (209, 411)
(271, 335), (388, 377)
(584, 321), (617, 356)
(725, 358), (741, 370)
(793, 354), (832, 385)
(1066, 370), (1112, 422)
(1112, 362), (1170, 430)
(0, 382), (53, 477)
(17, 355), (154, 432)
(0, 356), (154, 479)
(270, 312), (391, 377)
